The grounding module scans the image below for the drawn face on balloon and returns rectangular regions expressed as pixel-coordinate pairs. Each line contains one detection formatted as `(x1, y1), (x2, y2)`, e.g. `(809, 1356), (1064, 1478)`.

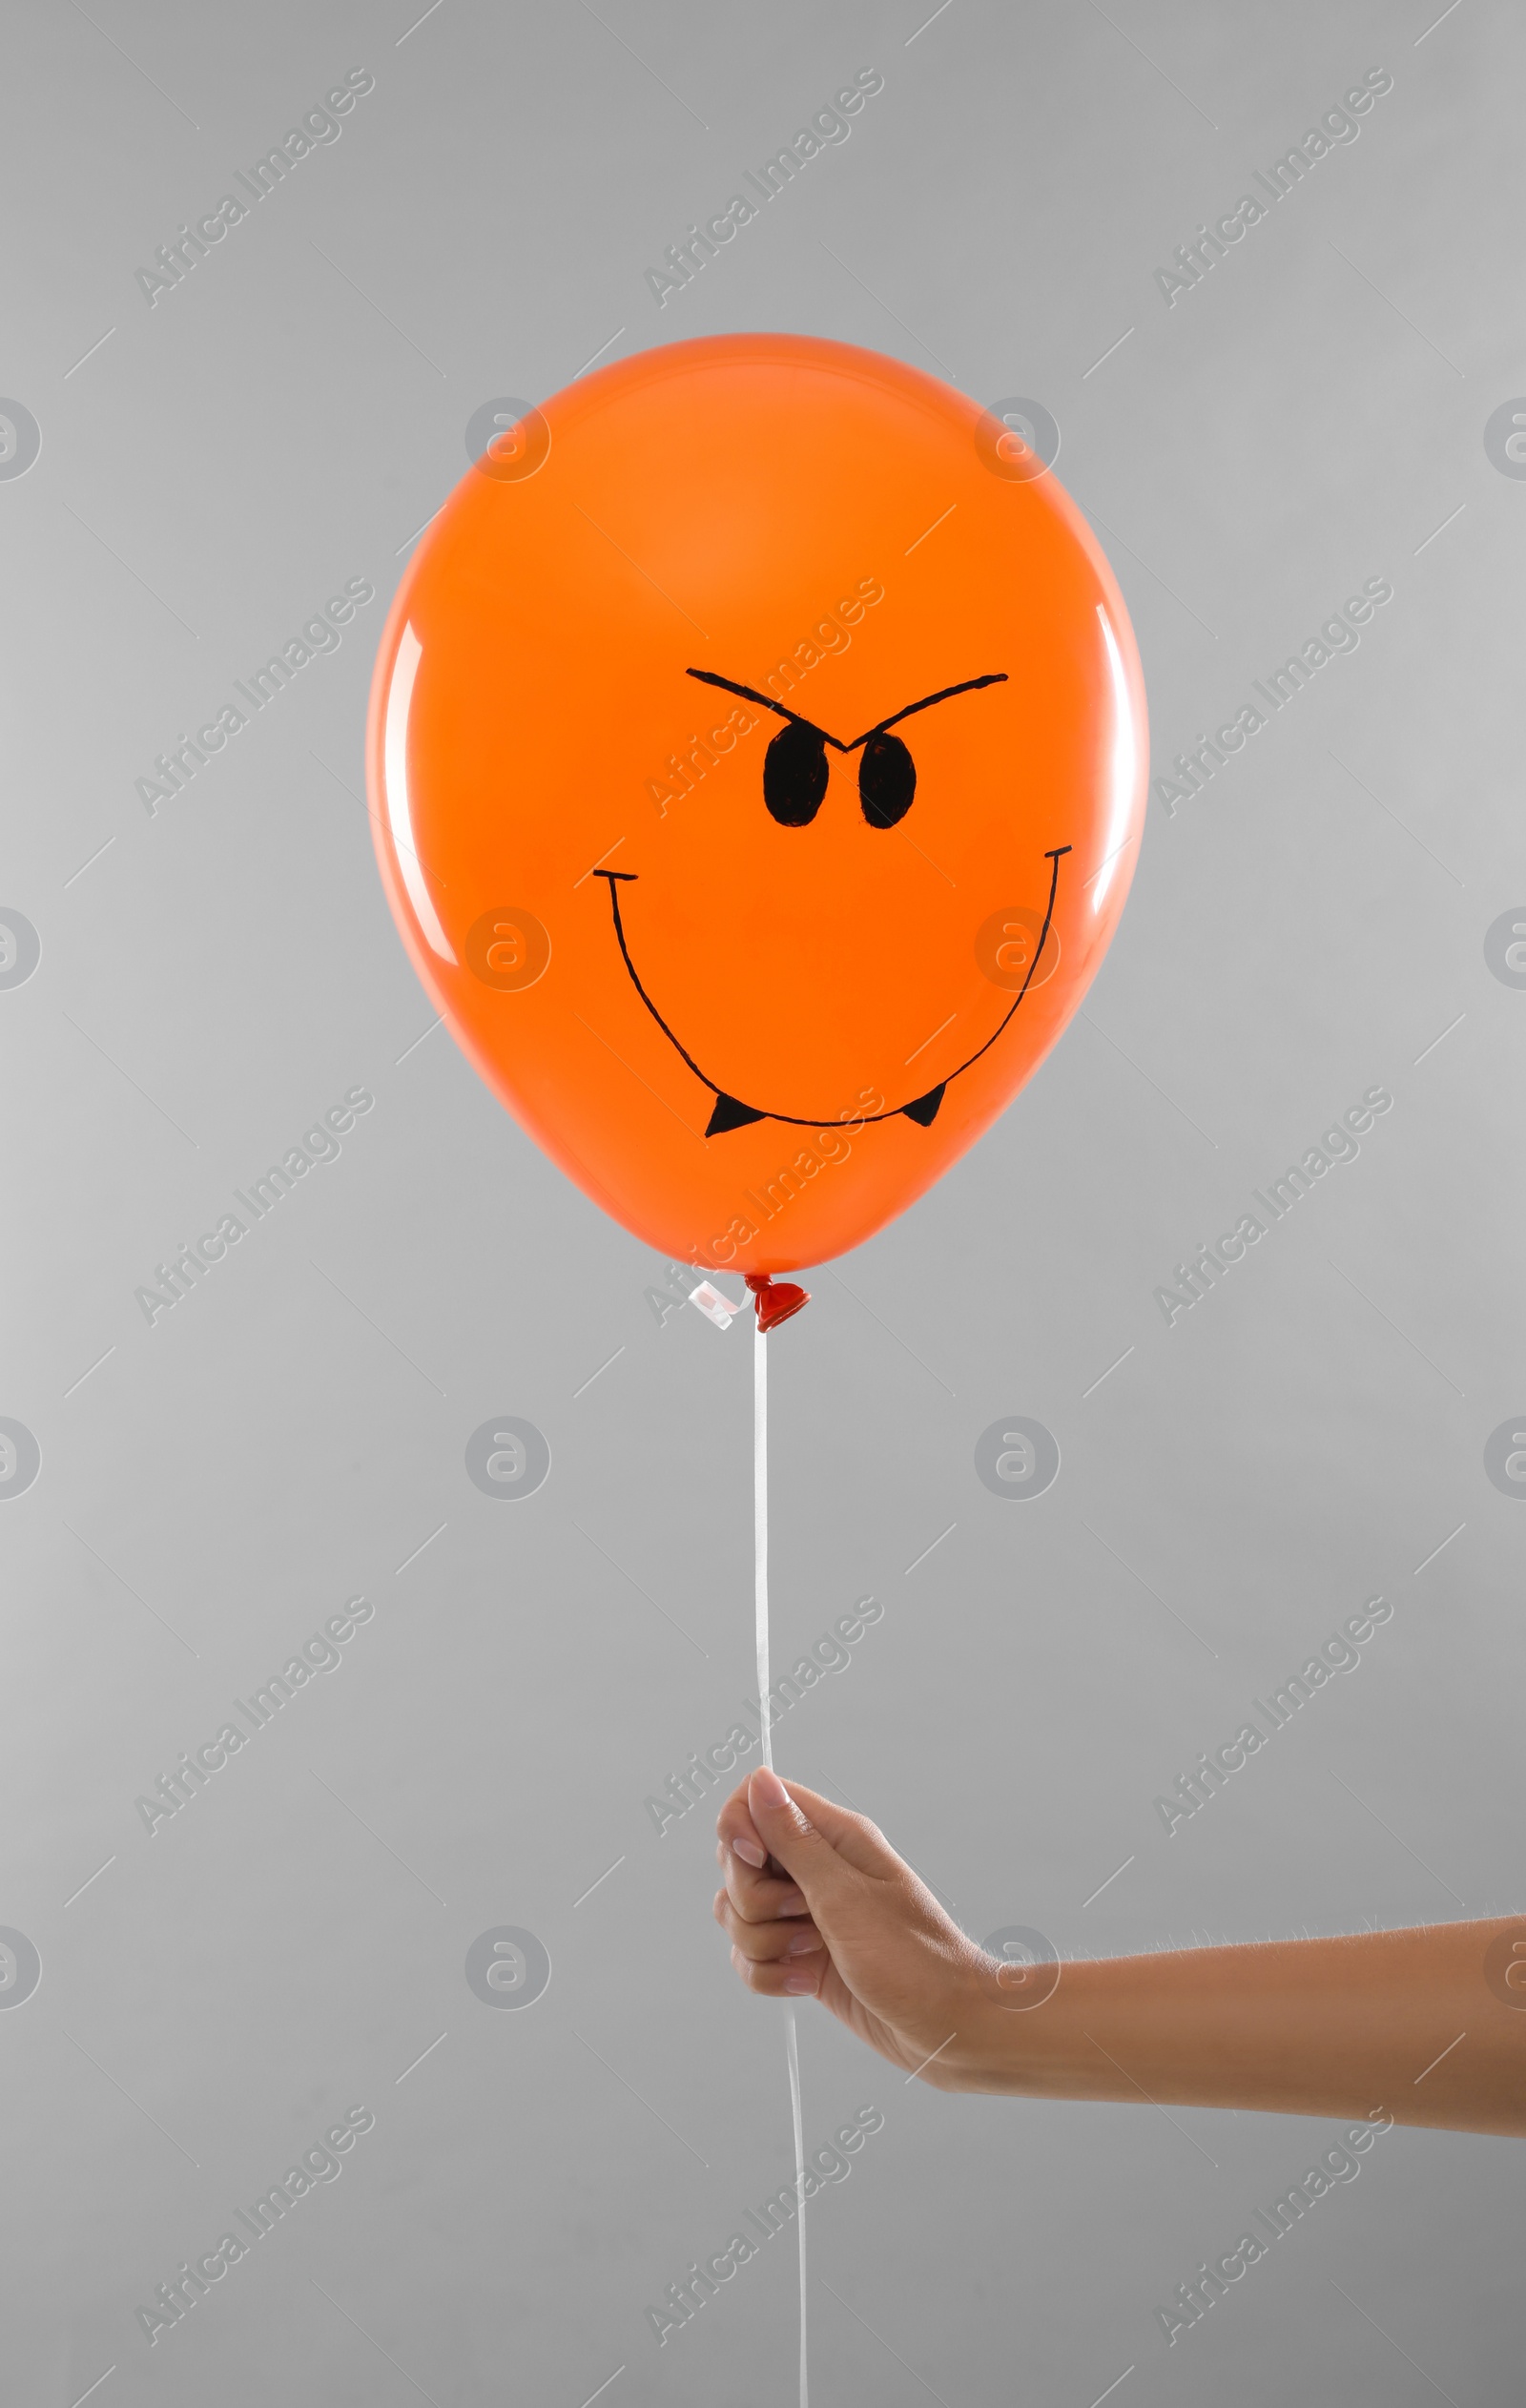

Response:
(368, 335), (1146, 1275)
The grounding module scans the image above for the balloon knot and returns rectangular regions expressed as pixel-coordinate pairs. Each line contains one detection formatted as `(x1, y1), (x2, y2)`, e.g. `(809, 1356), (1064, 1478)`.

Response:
(745, 1273), (810, 1334)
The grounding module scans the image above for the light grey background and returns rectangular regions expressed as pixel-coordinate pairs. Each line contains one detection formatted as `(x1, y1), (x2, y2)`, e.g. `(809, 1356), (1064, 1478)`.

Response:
(4, 1), (1524, 2400)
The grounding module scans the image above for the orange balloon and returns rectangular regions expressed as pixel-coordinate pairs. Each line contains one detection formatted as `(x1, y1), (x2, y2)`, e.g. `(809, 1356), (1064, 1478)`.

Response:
(366, 335), (1146, 1277)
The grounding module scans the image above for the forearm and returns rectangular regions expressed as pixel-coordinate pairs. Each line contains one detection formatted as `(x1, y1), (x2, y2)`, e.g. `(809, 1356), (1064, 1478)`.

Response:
(966, 1918), (1526, 2136)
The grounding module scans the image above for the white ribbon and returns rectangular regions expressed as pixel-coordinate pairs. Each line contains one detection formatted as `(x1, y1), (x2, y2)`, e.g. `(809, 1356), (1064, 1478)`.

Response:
(755, 1315), (808, 2406)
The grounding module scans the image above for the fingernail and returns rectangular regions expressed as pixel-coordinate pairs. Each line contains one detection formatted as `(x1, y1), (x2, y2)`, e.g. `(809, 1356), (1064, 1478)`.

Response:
(732, 1837), (766, 1868)
(785, 1931), (822, 1957)
(777, 1891), (809, 1917)
(783, 1972), (816, 1995)
(751, 1766), (790, 1813)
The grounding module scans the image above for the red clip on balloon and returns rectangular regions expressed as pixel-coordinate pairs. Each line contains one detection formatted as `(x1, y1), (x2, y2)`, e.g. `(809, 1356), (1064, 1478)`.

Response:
(746, 1273), (810, 1333)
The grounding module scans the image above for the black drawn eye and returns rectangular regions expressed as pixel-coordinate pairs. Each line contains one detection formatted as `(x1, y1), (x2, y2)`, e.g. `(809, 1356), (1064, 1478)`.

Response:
(763, 719), (829, 825)
(858, 732), (916, 827)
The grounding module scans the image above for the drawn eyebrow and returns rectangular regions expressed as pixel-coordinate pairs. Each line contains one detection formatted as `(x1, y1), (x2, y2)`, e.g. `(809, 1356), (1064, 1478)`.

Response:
(856, 675), (1007, 745)
(686, 668), (1006, 751)
(686, 669), (848, 749)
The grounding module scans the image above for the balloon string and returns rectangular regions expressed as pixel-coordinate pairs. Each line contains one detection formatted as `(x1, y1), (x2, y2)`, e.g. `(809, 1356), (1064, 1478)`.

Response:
(754, 1315), (770, 1771)
(785, 2001), (807, 2406)
(755, 1316), (808, 2408)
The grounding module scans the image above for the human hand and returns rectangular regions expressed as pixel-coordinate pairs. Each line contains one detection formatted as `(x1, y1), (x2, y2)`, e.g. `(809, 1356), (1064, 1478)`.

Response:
(712, 1766), (1002, 2088)
(716, 1770), (1526, 2134)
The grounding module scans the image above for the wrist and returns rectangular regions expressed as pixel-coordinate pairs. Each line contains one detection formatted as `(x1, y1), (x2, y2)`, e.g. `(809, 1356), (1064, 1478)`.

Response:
(941, 1946), (1082, 2095)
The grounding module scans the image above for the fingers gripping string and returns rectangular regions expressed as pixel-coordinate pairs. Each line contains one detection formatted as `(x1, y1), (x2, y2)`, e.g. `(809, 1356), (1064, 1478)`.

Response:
(755, 1314), (809, 2407)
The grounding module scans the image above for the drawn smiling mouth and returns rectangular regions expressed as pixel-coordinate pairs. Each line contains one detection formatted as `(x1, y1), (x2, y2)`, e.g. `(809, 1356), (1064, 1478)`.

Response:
(594, 843), (1071, 1137)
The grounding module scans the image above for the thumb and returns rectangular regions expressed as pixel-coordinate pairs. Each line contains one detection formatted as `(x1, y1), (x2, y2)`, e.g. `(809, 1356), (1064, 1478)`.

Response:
(746, 1766), (856, 1907)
